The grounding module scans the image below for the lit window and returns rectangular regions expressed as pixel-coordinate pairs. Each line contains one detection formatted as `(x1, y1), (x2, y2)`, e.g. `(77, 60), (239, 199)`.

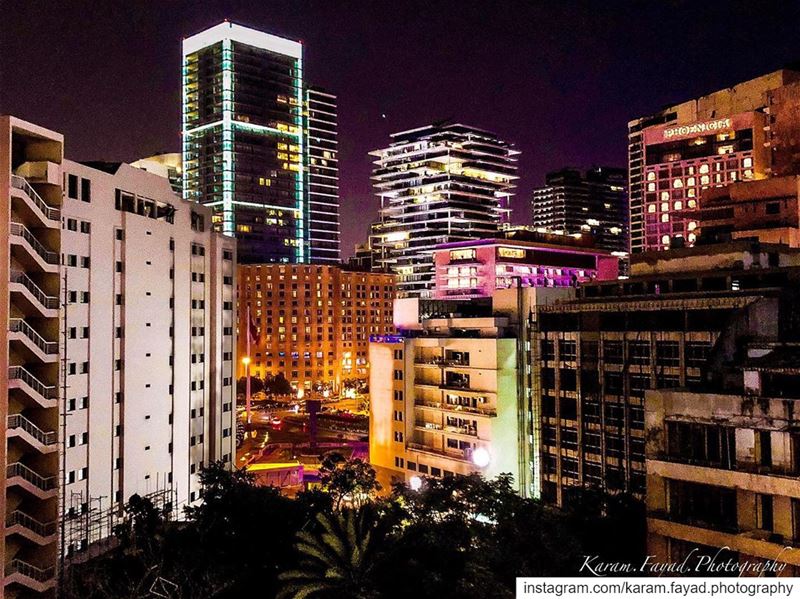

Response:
(743, 157), (753, 168)
(647, 204), (656, 213)
(661, 214), (669, 223)
(673, 179), (683, 189)
(661, 235), (670, 245)
(647, 183), (656, 192)
(687, 177), (695, 186)
(660, 191), (670, 201)
(700, 175), (710, 185)
(699, 164), (710, 174)
(688, 233), (697, 243)
(687, 221), (697, 231)
(674, 201), (683, 210)
(661, 202), (669, 212)
(744, 169), (753, 179)
(687, 199), (697, 209)
(646, 172), (656, 181)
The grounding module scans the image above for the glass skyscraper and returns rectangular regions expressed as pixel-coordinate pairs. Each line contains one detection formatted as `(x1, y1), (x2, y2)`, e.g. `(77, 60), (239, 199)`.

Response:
(182, 22), (309, 263)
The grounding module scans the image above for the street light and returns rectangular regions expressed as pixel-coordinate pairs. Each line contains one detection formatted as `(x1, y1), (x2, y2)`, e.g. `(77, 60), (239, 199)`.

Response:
(472, 446), (491, 469)
(409, 476), (423, 491)
(242, 356), (252, 426)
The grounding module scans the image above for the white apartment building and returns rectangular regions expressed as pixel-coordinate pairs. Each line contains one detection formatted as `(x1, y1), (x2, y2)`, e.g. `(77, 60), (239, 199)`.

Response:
(59, 159), (236, 556)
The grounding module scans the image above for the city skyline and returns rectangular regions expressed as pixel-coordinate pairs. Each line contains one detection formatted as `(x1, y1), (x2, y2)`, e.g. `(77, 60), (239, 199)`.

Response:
(4, 2), (800, 256)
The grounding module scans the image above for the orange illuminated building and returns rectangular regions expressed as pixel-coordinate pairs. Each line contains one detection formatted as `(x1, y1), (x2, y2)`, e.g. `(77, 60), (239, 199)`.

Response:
(237, 264), (395, 391)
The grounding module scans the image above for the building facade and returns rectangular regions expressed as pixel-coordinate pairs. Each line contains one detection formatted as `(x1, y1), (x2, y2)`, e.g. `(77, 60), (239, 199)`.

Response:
(130, 153), (183, 195)
(182, 22), (307, 264)
(369, 288), (571, 496)
(59, 160), (237, 557)
(530, 167), (628, 255)
(646, 344), (800, 575)
(533, 242), (800, 507)
(698, 175), (800, 248)
(369, 317), (523, 491)
(628, 68), (800, 254)
(1, 116), (63, 596)
(237, 264), (395, 391)
(371, 123), (519, 298)
(432, 234), (618, 300)
(305, 87), (340, 264)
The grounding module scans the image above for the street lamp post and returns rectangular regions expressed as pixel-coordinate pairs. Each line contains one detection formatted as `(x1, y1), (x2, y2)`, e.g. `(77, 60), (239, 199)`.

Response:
(242, 356), (252, 427)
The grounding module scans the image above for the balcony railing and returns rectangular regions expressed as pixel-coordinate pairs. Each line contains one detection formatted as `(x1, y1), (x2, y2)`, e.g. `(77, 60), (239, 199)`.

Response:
(10, 175), (60, 220)
(7, 414), (57, 447)
(9, 222), (59, 265)
(9, 319), (58, 355)
(416, 401), (497, 417)
(6, 510), (57, 538)
(407, 442), (472, 462)
(6, 462), (57, 492)
(8, 366), (58, 400)
(5, 558), (56, 583)
(9, 271), (58, 310)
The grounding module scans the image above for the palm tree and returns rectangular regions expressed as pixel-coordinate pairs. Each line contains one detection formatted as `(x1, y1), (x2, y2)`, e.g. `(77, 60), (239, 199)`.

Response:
(278, 508), (382, 599)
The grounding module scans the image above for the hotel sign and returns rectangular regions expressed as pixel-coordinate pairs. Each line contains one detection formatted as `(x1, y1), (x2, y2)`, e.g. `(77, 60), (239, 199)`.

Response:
(644, 112), (753, 145)
(663, 118), (731, 139)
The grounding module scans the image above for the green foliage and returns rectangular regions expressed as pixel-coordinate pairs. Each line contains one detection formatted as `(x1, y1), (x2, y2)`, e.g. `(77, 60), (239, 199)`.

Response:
(64, 463), (646, 599)
(319, 453), (382, 510)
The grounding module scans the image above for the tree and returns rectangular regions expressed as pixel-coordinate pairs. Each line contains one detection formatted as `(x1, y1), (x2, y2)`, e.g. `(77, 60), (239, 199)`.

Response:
(265, 373), (293, 396)
(278, 507), (383, 599)
(236, 375), (264, 395)
(319, 453), (381, 510)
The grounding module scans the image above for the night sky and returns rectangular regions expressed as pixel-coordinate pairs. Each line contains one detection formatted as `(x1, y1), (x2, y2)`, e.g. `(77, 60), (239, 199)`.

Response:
(3, 1), (800, 257)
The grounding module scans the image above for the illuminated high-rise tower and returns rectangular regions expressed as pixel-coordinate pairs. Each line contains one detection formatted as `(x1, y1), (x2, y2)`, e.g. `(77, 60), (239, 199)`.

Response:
(371, 123), (519, 297)
(182, 22), (307, 263)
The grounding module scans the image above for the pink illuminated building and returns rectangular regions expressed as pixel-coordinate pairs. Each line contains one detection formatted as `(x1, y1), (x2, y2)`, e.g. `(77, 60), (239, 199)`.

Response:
(641, 113), (757, 252)
(629, 67), (800, 254)
(432, 235), (618, 300)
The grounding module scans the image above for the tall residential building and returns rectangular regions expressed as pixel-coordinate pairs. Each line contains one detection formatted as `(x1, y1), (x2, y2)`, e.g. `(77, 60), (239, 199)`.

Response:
(59, 160), (237, 557)
(182, 22), (307, 264)
(237, 264), (395, 392)
(646, 345), (800, 576)
(371, 123), (519, 298)
(305, 87), (340, 264)
(369, 288), (568, 496)
(1, 116), (63, 595)
(530, 167), (628, 255)
(533, 241), (800, 507)
(628, 67), (800, 254)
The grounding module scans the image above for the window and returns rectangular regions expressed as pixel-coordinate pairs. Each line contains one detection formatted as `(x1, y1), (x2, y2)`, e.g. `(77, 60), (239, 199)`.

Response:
(80, 178), (91, 202)
(758, 494), (774, 532)
(67, 174), (78, 199)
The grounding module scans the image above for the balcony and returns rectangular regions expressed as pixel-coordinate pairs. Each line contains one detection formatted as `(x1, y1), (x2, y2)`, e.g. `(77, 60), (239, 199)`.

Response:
(4, 558), (56, 593)
(8, 319), (58, 363)
(647, 515), (800, 567)
(6, 462), (58, 499)
(9, 271), (58, 318)
(7, 414), (57, 454)
(647, 457), (800, 500)
(5, 510), (57, 545)
(416, 401), (497, 418)
(8, 367), (58, 409)
(9, 222), (59, 272)
(406, 441), (472, 463)
(10, 175), (60, 225)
